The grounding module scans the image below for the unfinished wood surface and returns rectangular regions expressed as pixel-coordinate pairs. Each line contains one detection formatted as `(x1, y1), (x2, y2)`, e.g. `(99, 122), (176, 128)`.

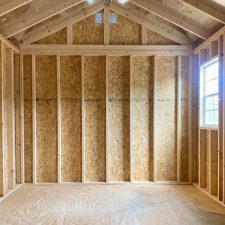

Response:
(130, 56), (133, 182)
(23, 55), (32, 183)
(180, 56), (189, 182)
(106, 56), (109, 182)
(147, 30), (176, 45)
(73, 13), (104, 45)
(60, 56), (82, 182)
(104, 7), (110, 45)
(36, 56), (57, 183)
(110, 12), (141, 45)
(108, 56), (130, 181)
(199, 129), (206, 188)
(206, 130), (210, 190)
(84, 56), (106, 182)
(14, 54), (21, 184)
(34, 28), (67, 44)
(1, 184), (225, 224)
(5, 48), (15, 190)
(132, 56), (154, 181)
(156, 56), (177, 181)
(0, 41), (5, 196)
(209, 130), (218, 196)
(2, 44), (8, 193)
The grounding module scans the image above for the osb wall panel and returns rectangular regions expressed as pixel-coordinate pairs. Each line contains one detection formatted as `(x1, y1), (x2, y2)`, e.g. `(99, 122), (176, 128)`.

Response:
(36, 56), (57, 183)
(181, 56), (189, 182)
(132, 56), (154, 181)
(73, 13), (104, 45)
(108, 57), (130, 181)
(147, 30), (176, 45)
(60, 56), (82, 182)
(206, 130), (210, 190)
(156, 56), (177, 181)
(110, 12), (141, 45)
(84, 56), (106, 182)
(34, 28), (67, 44)
(23, 55), (33, 183)
(2, 46), (8, 191)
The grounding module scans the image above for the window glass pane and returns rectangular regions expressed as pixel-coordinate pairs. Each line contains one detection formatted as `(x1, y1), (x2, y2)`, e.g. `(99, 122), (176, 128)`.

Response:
(205, 96), (214, 110)
(205, 63), (216, 80)
(205, 78), (218, 95)
(213, 110), (218, 125)
(205, 111), (213, 125)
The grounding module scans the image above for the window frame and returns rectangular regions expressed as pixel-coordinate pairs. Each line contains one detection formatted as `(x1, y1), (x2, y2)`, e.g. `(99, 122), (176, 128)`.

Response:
(200, 57), (219, 129)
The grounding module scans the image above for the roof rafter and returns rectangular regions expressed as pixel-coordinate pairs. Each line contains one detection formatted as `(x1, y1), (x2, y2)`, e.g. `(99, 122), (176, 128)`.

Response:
(1, 0), (84, 38)
(110, 3), (191, 45)
(21, 2), (104, 44)
(0, 0), (32, 17)
(129, 0), (209, 39)
(182, 0), (225, 24)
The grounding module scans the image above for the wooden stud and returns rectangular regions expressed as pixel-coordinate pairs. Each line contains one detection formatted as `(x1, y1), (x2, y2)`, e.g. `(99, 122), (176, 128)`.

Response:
(218, 34), (223, 201)
(20, 54), (24, 184)
(67, 25), (73, 45)
(6, 48), (15, 190)
(32, 55), (36, 184)
(57, 55), (62, 183)
(0, 34), (19, 54)
(14, 54), (21, 184)
(199, 129), (206, 188)
(104, 7), (110, 45)
(210, 40), (219, 58)
(0, 0), (32, 17)
(177, 56), (182, 183)
(20, 44), (192, 56)
(130, 0), (209, 39)
(0, 41), (5, 196)
(141, 26), (148, 45)
(209, 130), (218, 196)
(188, 56), (193, 183)
(153, 56), (157, 181)
(81, 55), (85, 183)
(130, 56), (133, 182)
(105, 56), (109, 182)
(223, 33), (225, 204)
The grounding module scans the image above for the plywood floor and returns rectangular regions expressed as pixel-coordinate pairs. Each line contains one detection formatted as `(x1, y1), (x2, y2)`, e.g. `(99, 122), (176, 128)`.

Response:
(0, 184), (225, 225)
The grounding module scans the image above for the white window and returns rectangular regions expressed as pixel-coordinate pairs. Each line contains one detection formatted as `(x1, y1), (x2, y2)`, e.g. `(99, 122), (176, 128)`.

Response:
(95, 13), (103, 24)
(200, 58), (219, 128)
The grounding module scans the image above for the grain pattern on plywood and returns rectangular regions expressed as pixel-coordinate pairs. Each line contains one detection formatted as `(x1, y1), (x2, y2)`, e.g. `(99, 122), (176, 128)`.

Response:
(60, 56), (82, 182)
(84, 56), (106, 182)
(34, 28), (67, 44)
(147, 30), (176, 45)
(23, 55), (33, 183)
(108, 56), (130, 181)
(132, 56), (154, 181)
(181, 56), (189, 182)
(73, 12), (104, 45)
(110, 12), (141, 45)
(156, 56), (177, 181)
(36, 56), (57, 183)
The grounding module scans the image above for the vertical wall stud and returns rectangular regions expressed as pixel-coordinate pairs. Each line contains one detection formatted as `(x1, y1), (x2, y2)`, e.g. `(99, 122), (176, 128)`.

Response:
(20, 54), (24, 184)
(130, 56), (133, 182)
(177, 56), (182, 183)
(67, 25), (73, 45)
(6, 48), (15, 189)
(32, 55), (37, 184)
(141, 26), (147, 45)
(223, 33), (225, 204)
(153, 56), (157, 181)
(57, 55), (62, 183)
(106, 55), (109, 182)
(104, 7), (110, 45)
(218, 35), (224, 201)
(0, 41), (5, 196)
(188, 56), (193, 183)
(81, 55), (85, 183)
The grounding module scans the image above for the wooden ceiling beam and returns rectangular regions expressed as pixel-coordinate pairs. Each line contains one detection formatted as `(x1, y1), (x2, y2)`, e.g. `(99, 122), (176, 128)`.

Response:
(182, 0), (225, 24)
(110, 3), (191, 45)
(129, 0), (210, 39)
(21, 3), (104, 44)
(1, 0), (84, 38)
(0, 0), (32, 17)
